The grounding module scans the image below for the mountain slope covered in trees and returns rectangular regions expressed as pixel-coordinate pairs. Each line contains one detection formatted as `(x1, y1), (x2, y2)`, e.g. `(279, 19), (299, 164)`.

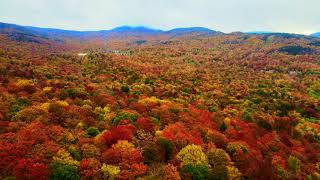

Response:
(0, 22), (319, 180)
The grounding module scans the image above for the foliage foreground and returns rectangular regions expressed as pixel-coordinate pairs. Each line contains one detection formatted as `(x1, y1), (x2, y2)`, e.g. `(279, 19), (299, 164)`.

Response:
(0, 32), (320, 180)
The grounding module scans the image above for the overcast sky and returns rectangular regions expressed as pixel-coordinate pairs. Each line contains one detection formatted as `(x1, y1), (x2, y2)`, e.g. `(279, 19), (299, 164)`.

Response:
(0, 0), (319, 34)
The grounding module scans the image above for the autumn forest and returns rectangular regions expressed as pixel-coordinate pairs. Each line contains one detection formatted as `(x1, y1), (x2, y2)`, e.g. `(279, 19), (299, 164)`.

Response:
(0, 22), (319, 180)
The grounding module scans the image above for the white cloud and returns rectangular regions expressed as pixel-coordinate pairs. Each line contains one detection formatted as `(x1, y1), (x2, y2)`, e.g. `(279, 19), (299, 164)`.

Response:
(0, 0), (319, 33)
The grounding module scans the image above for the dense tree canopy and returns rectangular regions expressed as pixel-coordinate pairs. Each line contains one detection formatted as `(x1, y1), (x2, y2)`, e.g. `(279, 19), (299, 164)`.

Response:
(0, 31), (319, 179)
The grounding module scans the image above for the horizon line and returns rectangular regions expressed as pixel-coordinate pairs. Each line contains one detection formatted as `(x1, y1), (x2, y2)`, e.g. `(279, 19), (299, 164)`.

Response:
(0, 21), (317, 36)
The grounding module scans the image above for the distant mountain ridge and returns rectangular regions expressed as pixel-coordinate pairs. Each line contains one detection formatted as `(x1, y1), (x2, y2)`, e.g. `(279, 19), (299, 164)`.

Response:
(245, 31), (278, 34)
(0, 22), (221, 40)
(109, 26), (163, 33)
(1, 21), (320, 54)
(1, 22), (320, 39)
(311, 32), (320, 37)
(246, 31), (320, 38)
